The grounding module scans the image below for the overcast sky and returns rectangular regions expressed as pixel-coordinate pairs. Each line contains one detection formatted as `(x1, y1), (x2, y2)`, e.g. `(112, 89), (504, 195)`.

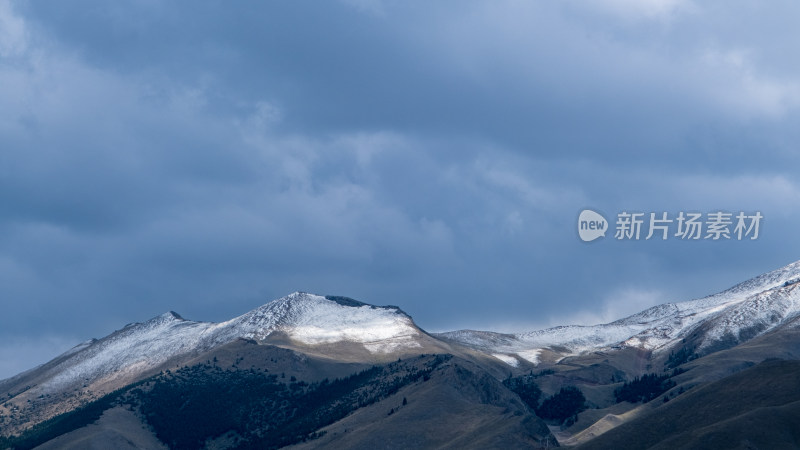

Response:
(2, 0), (800, 379)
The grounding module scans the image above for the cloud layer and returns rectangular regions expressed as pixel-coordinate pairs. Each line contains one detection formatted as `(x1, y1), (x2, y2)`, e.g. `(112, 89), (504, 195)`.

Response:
(1, 0), (800, 378)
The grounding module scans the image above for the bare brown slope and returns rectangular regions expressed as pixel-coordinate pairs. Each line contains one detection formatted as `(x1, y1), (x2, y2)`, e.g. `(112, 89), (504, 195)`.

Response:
(288, 357), (557, 450)
(20, 353), (557, 450)
(574, 359), (800, 450)
(32, 406), (165, 450)
(542, 321), (800, 446)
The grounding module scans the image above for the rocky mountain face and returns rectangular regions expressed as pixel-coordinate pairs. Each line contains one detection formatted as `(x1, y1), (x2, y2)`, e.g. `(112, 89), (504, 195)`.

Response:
(3, 261), (800, 448)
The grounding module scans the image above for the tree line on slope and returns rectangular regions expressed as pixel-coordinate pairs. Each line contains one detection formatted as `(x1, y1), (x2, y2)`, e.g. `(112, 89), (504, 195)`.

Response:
(0, 354), (452, 450)
(137, 354), (451, 449)
(503, 373), (586, 425)
(613, 369), (684, 404)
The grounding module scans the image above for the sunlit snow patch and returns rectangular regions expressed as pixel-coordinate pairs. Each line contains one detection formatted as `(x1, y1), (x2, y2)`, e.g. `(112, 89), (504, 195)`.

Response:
(492, 353), (520, 367)
(516, 349), (541, 365)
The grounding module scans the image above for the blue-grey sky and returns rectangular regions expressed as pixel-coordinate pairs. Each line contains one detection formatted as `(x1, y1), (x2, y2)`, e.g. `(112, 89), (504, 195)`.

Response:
(2, 0), (800, 379)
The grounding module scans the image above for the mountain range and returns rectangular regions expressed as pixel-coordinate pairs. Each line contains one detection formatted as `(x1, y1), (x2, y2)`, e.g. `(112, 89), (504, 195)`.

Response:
(3, 260), (800, 449)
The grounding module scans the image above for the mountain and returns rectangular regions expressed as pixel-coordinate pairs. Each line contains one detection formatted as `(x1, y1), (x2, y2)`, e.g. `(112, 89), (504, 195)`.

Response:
(573, 358), (800, 450)
(437, 260), (800, 368)
(0, 293), (460, 437)
(0, 293), (551, 449)
(4, 260), (800, 448)
(2, 292), (439, 394)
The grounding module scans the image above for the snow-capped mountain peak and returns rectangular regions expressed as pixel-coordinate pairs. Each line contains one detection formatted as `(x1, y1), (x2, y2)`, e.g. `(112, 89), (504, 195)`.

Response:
(147, 310), (186, 324)
(220, 292), (420, 350)
(439, 260), (800, 366)
(29, 293), (421, 396)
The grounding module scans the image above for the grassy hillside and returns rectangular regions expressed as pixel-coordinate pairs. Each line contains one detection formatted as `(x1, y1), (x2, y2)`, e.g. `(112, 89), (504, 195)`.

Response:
(574, 359), (800, 450)
(1, 352), (557, 450)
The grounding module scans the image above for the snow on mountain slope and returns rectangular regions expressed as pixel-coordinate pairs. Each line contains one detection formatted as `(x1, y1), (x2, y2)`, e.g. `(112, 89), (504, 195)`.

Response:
(30, 293), (420, 394)
(219, 293), (421, 352)
(693, 280), (800, 350)
(45, 312), (218, 391)
(438, 260), (800, 365)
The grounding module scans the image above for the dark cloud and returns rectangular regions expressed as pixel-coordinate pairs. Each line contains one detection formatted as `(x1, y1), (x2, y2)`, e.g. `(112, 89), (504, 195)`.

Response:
(1, 0), (799, 378)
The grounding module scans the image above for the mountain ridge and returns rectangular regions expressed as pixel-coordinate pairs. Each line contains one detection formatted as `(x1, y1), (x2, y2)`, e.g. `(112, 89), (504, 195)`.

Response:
(4, 261), (800, 448)
(437, 260), (800, 367)
(1, 292), (423, 391)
